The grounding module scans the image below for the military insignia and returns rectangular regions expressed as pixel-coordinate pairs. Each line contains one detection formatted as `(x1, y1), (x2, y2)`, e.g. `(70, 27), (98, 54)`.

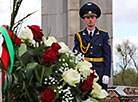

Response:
(88, 11), (92, 14)
(96, 31), (100, 35)
(87, 3), (92, 6)
(108, 39), (111, 46)
(83, 32), (86, 35)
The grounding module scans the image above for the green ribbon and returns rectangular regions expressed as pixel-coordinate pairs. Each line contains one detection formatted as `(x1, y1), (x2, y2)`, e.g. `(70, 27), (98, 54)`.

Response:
(0, 26), (14, 93)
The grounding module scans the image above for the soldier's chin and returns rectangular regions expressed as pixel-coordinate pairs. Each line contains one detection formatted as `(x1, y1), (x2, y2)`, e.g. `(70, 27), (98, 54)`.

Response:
(88, 25), (93, 28)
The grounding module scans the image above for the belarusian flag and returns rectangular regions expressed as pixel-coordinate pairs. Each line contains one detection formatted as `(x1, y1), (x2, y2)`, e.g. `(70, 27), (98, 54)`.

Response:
(0, 25), (22, 96)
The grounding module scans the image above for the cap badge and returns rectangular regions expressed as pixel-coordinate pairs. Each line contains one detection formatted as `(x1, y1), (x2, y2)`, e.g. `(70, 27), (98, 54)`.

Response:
(88, 11), (92, 14)
(87, 3), (92, 6)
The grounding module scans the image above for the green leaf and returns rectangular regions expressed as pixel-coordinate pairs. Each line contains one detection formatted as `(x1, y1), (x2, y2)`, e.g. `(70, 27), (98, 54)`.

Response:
(33, 45), (48, 55)
(18, 43), (27, 57)
(88, 97), (100, 102)
(44, 66), (53, 77)
(75, 96), (82, 102)
(27, 62), (38, 69)
(35, 69), (41, 82)
(20, 51), (34, 65)
(7, 73), (13, 88)
(40, 66), (45, 84)
(96, 98), (105, 102)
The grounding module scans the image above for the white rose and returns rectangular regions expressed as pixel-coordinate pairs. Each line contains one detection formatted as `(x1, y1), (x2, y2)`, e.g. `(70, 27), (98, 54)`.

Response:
(19, 27), (35, 44)
(77, 60), (92, 76)
(98, 89), (108, 99)
(58, 42), (70, 53)
(62, 69), (80, 87)
(43, 36), (57, 46)
(90, 83), (102, 98)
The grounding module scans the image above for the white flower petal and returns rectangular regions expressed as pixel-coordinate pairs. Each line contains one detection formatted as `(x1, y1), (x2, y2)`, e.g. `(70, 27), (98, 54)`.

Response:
(58, 42), (70, 53)
(63, 69), (80, 87)
(43, 36), (57, 46)
(98, 89), (108, 99)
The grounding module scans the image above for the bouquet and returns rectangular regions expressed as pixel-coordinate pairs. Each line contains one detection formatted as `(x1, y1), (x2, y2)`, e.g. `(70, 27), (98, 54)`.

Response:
(1, 25), (108, 102)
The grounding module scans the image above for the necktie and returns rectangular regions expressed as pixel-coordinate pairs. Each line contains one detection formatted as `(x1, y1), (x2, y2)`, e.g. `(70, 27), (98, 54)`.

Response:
(90, 32), (92, 38)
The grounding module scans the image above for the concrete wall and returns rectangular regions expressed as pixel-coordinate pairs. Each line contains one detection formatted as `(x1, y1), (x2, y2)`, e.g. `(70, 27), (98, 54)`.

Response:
(42, 0), (68, 44)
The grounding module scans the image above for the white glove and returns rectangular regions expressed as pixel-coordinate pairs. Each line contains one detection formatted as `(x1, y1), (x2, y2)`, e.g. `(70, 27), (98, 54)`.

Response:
(102, 75), (109, 84)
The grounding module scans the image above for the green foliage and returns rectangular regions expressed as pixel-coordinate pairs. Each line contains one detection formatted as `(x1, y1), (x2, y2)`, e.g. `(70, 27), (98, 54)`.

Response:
(113, 68), (138, 86)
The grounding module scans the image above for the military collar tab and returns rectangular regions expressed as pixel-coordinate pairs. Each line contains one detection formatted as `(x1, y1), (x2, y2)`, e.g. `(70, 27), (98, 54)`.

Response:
(83, 32), (86, 35)
(96, 31), (100, 35)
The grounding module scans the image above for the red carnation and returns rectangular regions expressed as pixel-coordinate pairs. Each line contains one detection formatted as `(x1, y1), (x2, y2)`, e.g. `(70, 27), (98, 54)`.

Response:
(28, 25), (44, 42)
(40, 88), (56, 102)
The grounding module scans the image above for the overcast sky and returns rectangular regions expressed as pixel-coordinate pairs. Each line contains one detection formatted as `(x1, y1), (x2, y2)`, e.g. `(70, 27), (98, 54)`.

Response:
(0, 0), (138, 71)
(113, 0), (138, 44)
(0, 0), (41, 29)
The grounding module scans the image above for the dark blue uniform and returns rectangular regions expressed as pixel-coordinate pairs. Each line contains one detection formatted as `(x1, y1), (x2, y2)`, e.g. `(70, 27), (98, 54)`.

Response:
(73, 27), (111, 90)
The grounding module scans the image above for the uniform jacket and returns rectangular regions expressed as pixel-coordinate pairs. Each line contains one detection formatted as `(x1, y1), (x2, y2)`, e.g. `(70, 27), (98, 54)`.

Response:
(73, 27), (111, 80)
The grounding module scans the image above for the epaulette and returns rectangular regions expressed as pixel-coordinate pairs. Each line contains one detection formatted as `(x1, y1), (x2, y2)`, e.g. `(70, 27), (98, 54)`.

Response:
(99, 29), (107, 32)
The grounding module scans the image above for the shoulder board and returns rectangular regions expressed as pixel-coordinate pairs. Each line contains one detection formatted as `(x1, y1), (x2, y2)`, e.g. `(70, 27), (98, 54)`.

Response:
(80, 29), (84, 32)
(76, 29), (84, 33)
(99, 29), (107, 32)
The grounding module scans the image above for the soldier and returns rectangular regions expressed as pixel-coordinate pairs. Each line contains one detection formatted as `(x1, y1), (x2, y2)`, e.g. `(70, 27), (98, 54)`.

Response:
(73, 2), (111, 91)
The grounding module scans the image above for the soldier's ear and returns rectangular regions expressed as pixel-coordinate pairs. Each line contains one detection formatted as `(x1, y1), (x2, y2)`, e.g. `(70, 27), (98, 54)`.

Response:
(83, 18), (87, 23)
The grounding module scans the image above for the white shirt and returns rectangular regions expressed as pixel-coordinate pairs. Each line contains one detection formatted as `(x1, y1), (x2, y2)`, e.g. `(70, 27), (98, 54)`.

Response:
(87, 28), (95, 36)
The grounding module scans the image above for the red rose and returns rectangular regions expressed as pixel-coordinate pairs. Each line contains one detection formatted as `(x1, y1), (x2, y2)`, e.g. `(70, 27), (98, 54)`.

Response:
(89, 68), (98, 82)
(41, 51), (58, 66)
(79, 70), (97, 93)
(28, 25), (44, 42)
(79, 78), (93, 93)
(41, 43), (61, 66)
(40, 88), (56, 102)
(51, 43), (61, 52)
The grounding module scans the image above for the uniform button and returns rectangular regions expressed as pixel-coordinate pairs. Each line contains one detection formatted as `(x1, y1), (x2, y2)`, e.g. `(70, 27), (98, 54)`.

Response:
(99, 44), (101, 46)
(91, 46), (93, 49)
(91, 52), (93, 54)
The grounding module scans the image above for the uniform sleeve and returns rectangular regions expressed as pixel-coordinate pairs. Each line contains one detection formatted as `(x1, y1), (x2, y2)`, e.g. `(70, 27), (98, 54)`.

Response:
(73, 33), (80, 53)
(103, 32), (111, 77)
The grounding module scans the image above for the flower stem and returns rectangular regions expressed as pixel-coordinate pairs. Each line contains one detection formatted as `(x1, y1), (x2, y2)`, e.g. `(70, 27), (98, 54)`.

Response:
(40, 66), (45, 84)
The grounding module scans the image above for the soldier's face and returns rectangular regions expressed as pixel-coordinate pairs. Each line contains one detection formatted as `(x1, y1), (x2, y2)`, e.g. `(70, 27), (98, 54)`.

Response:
(83, 16), (97, 28)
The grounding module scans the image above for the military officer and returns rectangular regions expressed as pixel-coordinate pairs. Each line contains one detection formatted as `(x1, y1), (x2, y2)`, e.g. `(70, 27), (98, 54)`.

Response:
(73, 2), (111, 91)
